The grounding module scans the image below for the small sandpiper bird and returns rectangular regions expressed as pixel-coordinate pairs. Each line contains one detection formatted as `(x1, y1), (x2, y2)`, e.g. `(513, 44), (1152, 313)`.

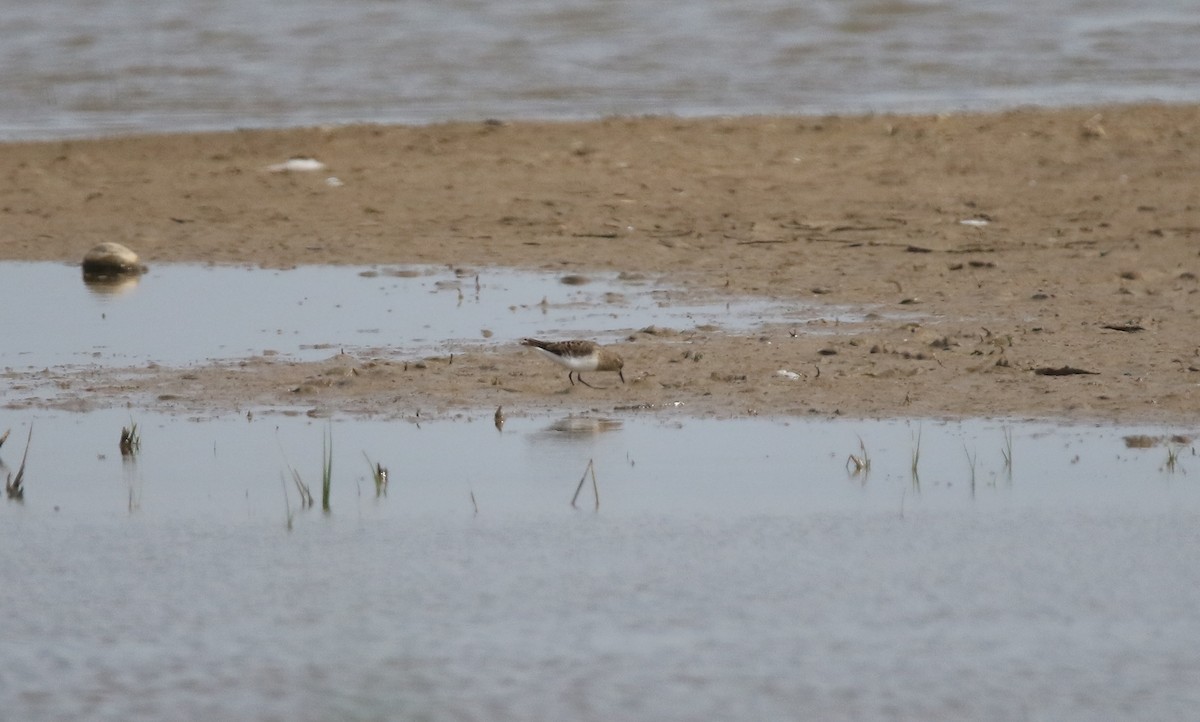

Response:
(520, 338), (625, 388)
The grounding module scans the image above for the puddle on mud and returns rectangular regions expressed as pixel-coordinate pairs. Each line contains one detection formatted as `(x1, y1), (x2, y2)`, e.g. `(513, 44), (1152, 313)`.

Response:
(1, 261), (882, 370)
(4, 410), (1199, 721)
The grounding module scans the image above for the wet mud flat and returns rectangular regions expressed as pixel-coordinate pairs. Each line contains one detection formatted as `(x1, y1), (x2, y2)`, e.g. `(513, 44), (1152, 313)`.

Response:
(4, 254), (1199, 423)
(4, 106), (1200, 421)
(2, 260), (911, 419)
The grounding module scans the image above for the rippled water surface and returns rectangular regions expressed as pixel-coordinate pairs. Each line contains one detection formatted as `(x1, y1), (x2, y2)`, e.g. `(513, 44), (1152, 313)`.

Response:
(2, 410), (1199, 720)
(1, 0), (1197, 139)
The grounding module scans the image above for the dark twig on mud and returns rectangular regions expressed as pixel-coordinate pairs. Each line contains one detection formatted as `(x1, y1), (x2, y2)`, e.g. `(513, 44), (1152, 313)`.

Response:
(1034, 365), (1099, 376)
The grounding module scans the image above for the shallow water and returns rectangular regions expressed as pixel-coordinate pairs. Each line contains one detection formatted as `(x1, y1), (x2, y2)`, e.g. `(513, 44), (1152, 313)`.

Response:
(2, 410), (1198, 720)
(1, 0), (1197, 139)
(2, 410), (1195, 519)
(1, 261), (873, 370)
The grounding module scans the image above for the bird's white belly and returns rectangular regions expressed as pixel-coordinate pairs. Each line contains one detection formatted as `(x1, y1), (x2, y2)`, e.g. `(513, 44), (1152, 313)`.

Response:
(533, 346), (598, 371)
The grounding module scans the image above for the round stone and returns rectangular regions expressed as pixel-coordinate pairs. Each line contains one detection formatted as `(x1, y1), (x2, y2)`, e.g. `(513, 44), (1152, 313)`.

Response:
(81, 242), (147, 277)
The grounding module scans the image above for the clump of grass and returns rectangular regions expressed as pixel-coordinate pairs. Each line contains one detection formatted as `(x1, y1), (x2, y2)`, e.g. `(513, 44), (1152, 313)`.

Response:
(964, 444), (977, 496)
(363, 452), (388, 498)
(846, 435), (871, 477)
(292, 468), (314, 508)
(281, 474), (295, 531)
(1001, 426), (1014, 478)
(5, 424), (32, 501)
(321, 426), (333, 513)
(571, 458), (599, 511)
(276, 435), (314, 509)
(1164, 444), (1183, 474)
(910, 426), (922, 488)
(120, 421), (140, 457)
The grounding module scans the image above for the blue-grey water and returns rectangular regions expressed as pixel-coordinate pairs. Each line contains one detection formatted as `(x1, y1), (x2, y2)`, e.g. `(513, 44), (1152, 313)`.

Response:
(0, 262), (877, 371)
(2, 411), (1199, 721)
(1, 0), (1197, 140)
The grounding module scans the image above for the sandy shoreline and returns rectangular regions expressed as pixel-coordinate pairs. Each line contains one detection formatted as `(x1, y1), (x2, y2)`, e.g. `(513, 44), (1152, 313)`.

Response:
(3, 103), (1199, 423)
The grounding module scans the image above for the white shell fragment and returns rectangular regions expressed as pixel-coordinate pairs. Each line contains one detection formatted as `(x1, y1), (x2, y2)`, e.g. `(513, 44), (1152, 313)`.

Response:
(81, 242), (147, 277)
(959, 218), (990, 227)
(266, 157), (327, 173)
(775, 369), (801, 380)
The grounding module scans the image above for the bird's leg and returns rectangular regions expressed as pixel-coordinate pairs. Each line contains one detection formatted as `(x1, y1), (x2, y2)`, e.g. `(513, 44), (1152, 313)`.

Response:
(576, 374), (596, 389)
(567, 372), (576, 386)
